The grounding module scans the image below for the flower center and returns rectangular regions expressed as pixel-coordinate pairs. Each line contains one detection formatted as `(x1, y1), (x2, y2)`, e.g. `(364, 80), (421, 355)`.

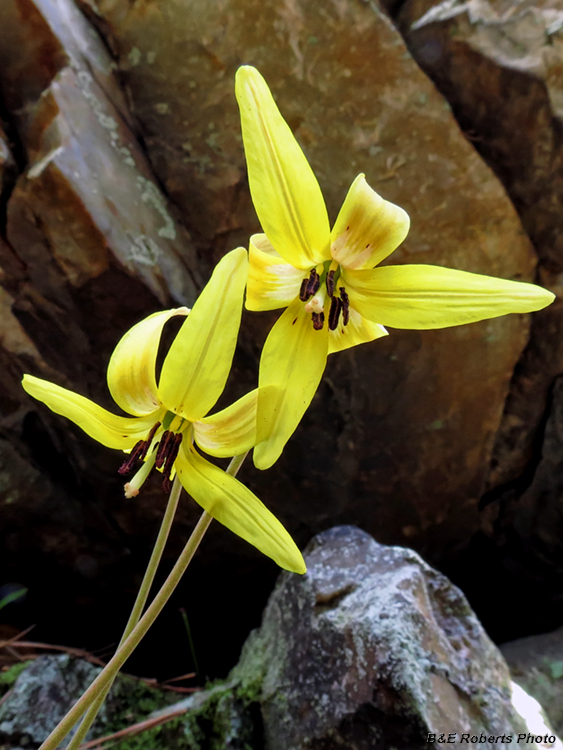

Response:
(119, 413), (189, 497)
(299, 264), (350, 332)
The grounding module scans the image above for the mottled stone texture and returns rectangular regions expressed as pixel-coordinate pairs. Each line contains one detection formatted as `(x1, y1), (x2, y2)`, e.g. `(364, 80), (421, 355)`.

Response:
(78, 0), (537, 553)
(0, 654), (172, 748)
(153, 527), (528, 749)
(0, 0), (553, 671)
(234, 526), (526, 749)
(502, 625), (563, 738)
(398, 0), (563, 637)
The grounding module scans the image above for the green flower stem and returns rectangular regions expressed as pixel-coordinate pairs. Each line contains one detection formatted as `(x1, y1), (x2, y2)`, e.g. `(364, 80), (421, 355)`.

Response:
(64, 475), (183, 750)
(40, 453), (248, 750)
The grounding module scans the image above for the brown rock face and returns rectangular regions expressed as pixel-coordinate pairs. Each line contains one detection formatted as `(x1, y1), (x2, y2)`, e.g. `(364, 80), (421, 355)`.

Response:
(0, 0), (551, 671)
(397, 0), (563, 635)
(81, 0), (536, 552)
(398, 0), (563, 490)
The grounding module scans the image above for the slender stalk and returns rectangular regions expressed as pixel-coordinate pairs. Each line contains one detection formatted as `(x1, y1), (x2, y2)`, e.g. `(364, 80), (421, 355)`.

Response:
(41, 453), (248, 750)
(64, 476), (183, 750)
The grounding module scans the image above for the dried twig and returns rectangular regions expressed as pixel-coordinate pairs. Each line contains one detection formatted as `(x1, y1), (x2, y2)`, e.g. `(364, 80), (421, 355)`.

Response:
(67, 705), (188, 750)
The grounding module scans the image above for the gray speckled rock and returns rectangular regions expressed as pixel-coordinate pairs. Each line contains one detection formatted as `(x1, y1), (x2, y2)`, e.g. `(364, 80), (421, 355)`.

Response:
(157, 526), (528, 749)
(230, 525), (527, 748)
(0, 654), (106, 748)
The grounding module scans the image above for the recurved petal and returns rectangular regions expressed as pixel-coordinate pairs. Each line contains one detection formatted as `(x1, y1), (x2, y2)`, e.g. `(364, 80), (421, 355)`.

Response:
(331, 174), (410, 270)
(328, 307), (388, 355)
(343, 264), (556, 329)
(246, 234), (306, 312)
(22, 374), (161, 450)
(235, 66), (330, 270)
(159, 248), (248, 423)
(107, 308), (190, 417)
(253, 297), (328, 471)
(194, 388), (261, 458)
(175, 442), (306, 573)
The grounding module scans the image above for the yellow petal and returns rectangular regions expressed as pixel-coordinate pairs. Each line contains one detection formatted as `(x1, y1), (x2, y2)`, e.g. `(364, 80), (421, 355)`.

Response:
(175, 441), (306, 573)
(159, 248), (248, 423)
(343, 265), (556, 329)
(328, 307), (388, 355)
(22, 374), (161, 450)
(331, 174), (410, 270)
(246, 234), (305, 312)
(107, 308), (189, 417)
(254, 298), (328, 471)
(193, 388), (261, 458)
(235, 66), (330, 270)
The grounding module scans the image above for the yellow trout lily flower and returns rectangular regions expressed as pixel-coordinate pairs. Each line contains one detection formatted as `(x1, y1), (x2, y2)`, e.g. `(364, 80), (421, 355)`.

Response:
(235, 65), (556, 471)
(21, 248), (305, 574)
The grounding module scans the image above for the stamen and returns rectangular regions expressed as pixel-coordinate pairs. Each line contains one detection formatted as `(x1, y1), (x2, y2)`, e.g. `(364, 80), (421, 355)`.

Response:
(299, 278), (310, 302)
(339, 287), (350, 326)
(306, 269), (320, 297)
(328, 296), (342, 330)
(312, 311), (325, 330)
(118, 440), (145, 476)
(155, 430), (174, 469)
(162, 433), (183, 493)
(326, 270), (336, 298)
(139, 422), (161, 460)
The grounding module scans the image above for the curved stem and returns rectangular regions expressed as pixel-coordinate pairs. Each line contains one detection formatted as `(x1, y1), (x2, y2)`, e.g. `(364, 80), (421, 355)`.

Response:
(64, 475), (183, 750)
(40, 452), (248, 750)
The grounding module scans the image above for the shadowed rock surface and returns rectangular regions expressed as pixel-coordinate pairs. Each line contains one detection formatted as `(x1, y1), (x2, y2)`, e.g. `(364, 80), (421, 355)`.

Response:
(152, 527), (529, 749)
(0, 653), (172, 749)
(502, 625), (563, 737)
(0, 0), (557, 674)
(397, 0), (563, 641)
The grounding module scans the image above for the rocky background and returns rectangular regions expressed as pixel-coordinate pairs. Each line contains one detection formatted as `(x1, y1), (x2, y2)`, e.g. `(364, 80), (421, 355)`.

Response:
(0, 0), (562, 680)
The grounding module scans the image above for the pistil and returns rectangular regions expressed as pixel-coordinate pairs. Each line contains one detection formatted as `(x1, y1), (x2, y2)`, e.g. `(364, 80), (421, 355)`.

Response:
(124, 451), (157, 498)
(118, 421), (162, 476)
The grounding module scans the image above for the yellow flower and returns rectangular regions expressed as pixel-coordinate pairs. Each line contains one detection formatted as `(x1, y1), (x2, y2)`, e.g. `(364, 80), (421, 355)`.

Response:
(21, 248), (305, 574)
(235, 65), (556, 471)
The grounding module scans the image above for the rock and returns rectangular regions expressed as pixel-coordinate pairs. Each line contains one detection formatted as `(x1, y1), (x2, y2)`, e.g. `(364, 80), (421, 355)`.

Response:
(502, 626), (563, 738)
(0, 653), (171, 749)
(0, 654), (106, 747)
(80, 0), (539, 560)
(0, 0), (553, 675)
(397, 0), (563, 491)
(396, 0), (563, 634)
(156, 526), (529, 749)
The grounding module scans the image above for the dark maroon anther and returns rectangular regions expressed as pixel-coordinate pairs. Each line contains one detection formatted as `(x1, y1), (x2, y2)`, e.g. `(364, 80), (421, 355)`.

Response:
(299, 278), (310, 301)
(162, 434), (182, 493)
(328, 296), (342, 331)
(118, 440), (146, 475)
(339, 288), (350, 326)
(155, 430), (174, 469)
(312, 311), (325, 330)
(139, 421), (161, 460)
(306, 269), (320, 297)
(165, 433), (183, 473)
(326, 270), (335, 298)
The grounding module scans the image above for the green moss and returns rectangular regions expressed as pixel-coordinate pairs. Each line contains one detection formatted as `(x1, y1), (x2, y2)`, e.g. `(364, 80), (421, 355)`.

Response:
(97, 674), (187, 750)
(0, 661), (32, 695)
